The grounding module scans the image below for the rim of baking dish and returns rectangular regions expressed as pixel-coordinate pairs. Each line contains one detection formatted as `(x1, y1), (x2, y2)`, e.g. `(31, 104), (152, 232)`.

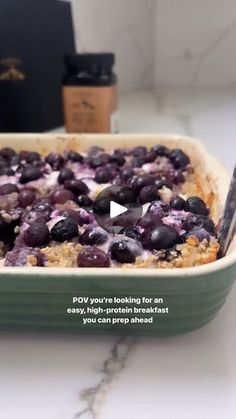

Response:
(0, 133), (235, 278)
(0, 249), (236, 277)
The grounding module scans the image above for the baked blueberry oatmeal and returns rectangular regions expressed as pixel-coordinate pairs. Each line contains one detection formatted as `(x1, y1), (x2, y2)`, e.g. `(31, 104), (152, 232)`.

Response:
(0, 144), (219, 268)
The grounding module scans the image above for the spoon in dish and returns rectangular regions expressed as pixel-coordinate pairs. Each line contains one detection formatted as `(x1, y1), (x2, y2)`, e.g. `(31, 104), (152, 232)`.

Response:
(218, 164), (236, 258)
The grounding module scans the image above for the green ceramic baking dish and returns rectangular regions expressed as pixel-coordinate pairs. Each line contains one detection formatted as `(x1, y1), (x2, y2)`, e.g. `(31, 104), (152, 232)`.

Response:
(0, 133), (235, 336)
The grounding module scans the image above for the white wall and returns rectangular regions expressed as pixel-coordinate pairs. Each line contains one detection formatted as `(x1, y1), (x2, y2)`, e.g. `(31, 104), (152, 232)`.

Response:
(69, 0), (236, 91)
(70, 0), (155, 93)
(154, 0), (236, 89)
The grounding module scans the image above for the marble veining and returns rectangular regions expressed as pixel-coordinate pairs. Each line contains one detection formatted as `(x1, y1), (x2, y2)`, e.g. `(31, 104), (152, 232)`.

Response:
(69, 0), (236, 91)
(155, 0), (236, 88)
(69, 0), (155, 93)
(76, 337), (136, 419)
(191, 20), (236, 86)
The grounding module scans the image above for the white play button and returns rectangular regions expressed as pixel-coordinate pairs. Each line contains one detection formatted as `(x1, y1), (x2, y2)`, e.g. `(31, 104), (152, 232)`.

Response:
(110, 200), (128, 219)
(93, 185), (142, 233)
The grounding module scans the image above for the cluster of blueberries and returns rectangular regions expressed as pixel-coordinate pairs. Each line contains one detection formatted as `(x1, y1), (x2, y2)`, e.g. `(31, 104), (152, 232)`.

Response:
(0, 145), (216, 267)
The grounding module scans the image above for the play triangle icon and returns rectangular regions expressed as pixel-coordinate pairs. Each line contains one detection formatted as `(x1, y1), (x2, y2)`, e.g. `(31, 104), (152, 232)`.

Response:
(110, 200), (128, 219)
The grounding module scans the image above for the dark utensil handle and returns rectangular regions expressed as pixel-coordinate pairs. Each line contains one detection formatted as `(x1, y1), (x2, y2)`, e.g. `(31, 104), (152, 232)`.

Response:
(218, 165), (236, 258)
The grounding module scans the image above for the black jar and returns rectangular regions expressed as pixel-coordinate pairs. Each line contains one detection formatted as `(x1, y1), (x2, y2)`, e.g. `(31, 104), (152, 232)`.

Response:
(62, 53), (118, 133)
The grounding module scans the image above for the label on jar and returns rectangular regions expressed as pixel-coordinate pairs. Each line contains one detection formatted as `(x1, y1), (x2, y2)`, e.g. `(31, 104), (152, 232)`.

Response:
(62, 84), (118, 133)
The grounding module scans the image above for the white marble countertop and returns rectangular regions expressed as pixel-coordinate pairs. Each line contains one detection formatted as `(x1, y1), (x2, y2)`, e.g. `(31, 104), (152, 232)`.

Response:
(1, 90), (236, 419)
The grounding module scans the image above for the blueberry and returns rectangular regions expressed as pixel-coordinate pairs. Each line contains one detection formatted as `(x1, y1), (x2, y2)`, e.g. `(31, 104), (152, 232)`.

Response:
(0, 159), (7, 169)
(110, 239), (137, 263)
(155, 179), (173, 190)
(0, 215), (19, 246)
(0, 215), (9, 239)
(77, 247), (110, 267)
(10, 154), (21, 166)
(0, 183), (19, 195)
(170, 195), (186, 210)
(51, 217), (79, 242)
(21, 210), (49, 225)
(89, 153), (111, 168)
(132, 146), (147, 157)
(45, 153), (64, 170)
(95, 168), (114, 184)
(169, 148), (190, 169)
(88, 157), (103, 169)
(19, 150), (29, 161)
(202, 217), (215, 234)
(131, 156), (145, 168)
(144, 151), (157, 163)
(50, 189), (75, 204)
(76, 194), (93, 208)
(32, 199), (53, 219)
(132, 175), (154, 193)
(64, 179), (89, 195)
(185, 228), (210, 241)
(136, 213), (163, 229)
(19, 166), (42, 184)
(183, 214), (203, 231)
(26, 152), (41, 164)
(113, 148), (128, 156)
(119, 227), (140, 240)
(0, 147), (17, 161)
(139, 185), (159, 204)
(0, 167), (15, 176)
(171, 171), (185, 184)
(116, 186), (136, 204)
(147, 200), (170, 217)
(183, 214), (215, 234)
(151, 145), (169, 156)
(24, 221), (50, 247)
(68, 151), (84, 163)
(140, 225), (179, 250)
(79, 227), (108, 246)
(5, 247), (44, 267)
(120, 167), (134, 181)
(18, 190), (36, 208)
(59, 208), (92, 226)
(58, 209), (81, 224)
(58, 168), (74, 184)
(185, 196), (209, 216)
(93, 197), (110, 214)
(111, 154), (126, 166)
(87, 146), (104, 157)
(105, 162), (119, 172)
(77, 209), (94, 225)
